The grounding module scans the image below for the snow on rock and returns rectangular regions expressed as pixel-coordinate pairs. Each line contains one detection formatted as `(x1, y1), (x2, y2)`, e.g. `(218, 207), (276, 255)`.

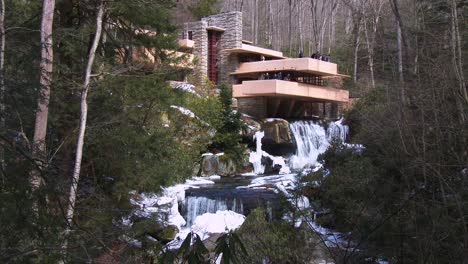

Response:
(174, 83), (200, 97)
(249, 131), (291, 175)
(264, 118), (284, 122)
(170, 105), (209, 126)
(129, 177), (216, 231)
(191, 210), (245, 239)
(208, 175), (221, 180)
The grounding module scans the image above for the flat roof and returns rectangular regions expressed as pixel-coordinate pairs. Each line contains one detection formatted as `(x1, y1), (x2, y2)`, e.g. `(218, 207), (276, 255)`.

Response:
(206, 26), (225, 32)
(224, 44), (286, 59)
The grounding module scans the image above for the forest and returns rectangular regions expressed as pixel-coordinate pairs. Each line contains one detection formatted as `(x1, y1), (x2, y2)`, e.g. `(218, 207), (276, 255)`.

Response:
(0, 0), (467, 263)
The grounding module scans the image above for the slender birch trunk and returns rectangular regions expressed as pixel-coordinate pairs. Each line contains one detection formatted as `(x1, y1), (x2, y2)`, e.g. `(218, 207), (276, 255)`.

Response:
(31, 0), (56, 194)
(61, 0), (105, 255)
(364, 1), (384, 89)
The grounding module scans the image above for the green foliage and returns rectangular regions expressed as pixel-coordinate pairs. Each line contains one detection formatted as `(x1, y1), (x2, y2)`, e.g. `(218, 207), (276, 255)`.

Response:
(189, 0), (219, 19)
(214, 231), (248, 264)
(177, 232), (210, 264)
(308, 81), (468, 262)
(236, 208), (319, 263)
(210, 84), (245, 162)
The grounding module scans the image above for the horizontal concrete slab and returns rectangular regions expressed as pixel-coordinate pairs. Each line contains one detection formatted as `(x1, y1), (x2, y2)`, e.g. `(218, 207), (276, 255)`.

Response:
(232, 58), (348, 77)
(178, 39), (194, 48)
(224, 44), (285, 59)
(233, 79), (349, 103)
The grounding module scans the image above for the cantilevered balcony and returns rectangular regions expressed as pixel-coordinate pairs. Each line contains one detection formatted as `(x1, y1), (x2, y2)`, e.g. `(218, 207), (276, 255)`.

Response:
(225, 43), (285, 59)
(178, 39), (194, 49)
(232, 57), (348, 77)
(233, 79), (349, 103)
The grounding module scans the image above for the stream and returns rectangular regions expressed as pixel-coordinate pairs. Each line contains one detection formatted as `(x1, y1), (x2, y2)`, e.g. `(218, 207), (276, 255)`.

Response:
(129, 118), (350, 254)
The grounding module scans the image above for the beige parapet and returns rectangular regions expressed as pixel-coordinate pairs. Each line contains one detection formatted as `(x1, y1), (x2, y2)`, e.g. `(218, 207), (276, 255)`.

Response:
(233, 79), (349, 103)
(178, 39), (195, 49)
(232, 58), (343, 76)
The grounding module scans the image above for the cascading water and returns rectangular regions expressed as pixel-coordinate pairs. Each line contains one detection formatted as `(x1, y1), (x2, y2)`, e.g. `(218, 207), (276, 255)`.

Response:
(249, 131), (265, 174)
(182, 196), (244, 227)
(249, 131), (291, 175)
(288, 118), (348, 170)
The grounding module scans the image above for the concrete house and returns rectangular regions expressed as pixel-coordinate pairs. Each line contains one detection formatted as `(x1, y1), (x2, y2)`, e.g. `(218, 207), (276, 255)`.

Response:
(182, 12), (350, 119)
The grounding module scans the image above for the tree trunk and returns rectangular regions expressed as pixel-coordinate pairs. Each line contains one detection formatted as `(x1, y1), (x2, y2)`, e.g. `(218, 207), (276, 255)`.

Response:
(267, 0), (274, 47)
(364, 0), (384, 89)
(61, 0), (105, 256)
(353, 18), (362, 83)
(298, 0), (303, 52)
(31, 0), (56, 193)
(449, 0), (467, 124)
(0, 0), (5, 174)
(288, 0), (293, 55)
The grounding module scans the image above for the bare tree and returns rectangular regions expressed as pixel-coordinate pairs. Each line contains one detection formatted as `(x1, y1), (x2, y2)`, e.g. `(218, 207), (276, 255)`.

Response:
(390, 0), (405, 105)
(0, 0), (5, 173)
(61, 0), (105, 255)
(363, 0), (385, 89)
(31, 0), (56, 195)
(448, 0), (467, 123)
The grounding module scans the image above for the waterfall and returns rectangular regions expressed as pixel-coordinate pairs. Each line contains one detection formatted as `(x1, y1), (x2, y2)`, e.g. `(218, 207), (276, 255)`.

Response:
(249, 131), (266, 174)
(327, 118), (349, 143)
(182, 196), (244, 227)
(249, 131), (291, 175)
(289, 119), (348, 170)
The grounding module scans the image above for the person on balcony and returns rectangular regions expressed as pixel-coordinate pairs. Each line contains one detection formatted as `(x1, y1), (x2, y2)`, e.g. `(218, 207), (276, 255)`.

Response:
(311, 52), (318, 59)
(298, 50), (304, 58)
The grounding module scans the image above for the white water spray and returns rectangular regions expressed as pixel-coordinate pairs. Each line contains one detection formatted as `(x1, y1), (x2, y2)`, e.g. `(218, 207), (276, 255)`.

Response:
(249, 131), (291, 175)
(289, 119), (348, 170)
(249, 131), (266, 174)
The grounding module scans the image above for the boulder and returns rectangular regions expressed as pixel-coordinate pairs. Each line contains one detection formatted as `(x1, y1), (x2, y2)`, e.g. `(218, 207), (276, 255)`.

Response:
(156, 225), (179, 243)
(261, 119), (292, 145)
(201, 154), (219, 176)
(240, 114), (262, 138)
(261, 156), (281, 175)
(132, 218), (164, 238)
(131, 219), (179, 243)
(218, 155), (237, 176)
(200, 153), (239, 176)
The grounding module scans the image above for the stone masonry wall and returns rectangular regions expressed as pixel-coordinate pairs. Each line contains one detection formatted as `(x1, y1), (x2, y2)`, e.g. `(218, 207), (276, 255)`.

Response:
(185, 12), (242, 85)
(201, 12), (243, 85)
(185, 21), (208, 83)
(237, 97), (267, 118)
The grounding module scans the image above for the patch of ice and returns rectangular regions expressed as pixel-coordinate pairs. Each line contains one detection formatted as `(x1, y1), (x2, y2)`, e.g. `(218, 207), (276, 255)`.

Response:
(191, 210), (245, 240)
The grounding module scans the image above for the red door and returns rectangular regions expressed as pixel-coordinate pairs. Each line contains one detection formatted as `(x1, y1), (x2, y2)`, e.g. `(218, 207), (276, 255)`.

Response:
(208, 30), (218, 83)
